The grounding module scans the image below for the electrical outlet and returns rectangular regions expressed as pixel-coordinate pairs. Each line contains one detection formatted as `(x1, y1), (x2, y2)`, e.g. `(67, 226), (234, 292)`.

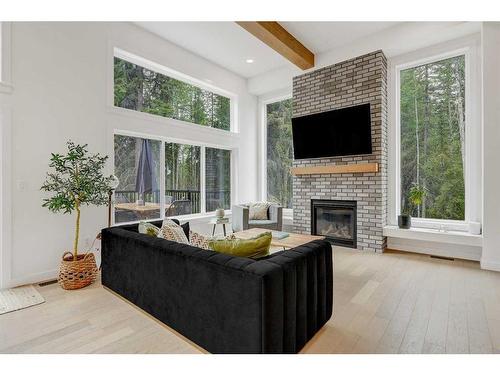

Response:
(16, 180), (27, 191)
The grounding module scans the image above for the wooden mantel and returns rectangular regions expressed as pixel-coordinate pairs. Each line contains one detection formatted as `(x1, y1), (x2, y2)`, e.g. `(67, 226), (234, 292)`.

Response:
(291, 163), (379, 176)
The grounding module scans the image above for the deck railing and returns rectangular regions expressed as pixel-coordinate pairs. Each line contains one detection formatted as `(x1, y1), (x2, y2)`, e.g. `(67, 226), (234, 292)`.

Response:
(115, 189), (230, 214)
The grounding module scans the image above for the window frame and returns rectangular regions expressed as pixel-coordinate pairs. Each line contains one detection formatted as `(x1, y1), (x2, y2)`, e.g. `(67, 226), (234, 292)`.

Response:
(111, 48), (238, 133)
(259, 94), (293, 217)
(388, 36), (482, 231)
(0, 22), (12, 94)
(112, 129), (234, 225)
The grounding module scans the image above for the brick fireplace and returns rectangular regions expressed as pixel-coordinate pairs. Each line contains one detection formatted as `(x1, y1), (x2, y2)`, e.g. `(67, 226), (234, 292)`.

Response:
(292, 50), (388, 252)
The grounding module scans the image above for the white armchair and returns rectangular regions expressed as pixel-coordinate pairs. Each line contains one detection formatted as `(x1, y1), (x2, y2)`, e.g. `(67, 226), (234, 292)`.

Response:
(232, 203), (283, 232)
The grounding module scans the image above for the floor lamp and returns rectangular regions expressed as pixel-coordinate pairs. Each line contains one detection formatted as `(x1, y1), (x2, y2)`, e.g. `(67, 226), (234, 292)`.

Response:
(99, 175), (119, 270)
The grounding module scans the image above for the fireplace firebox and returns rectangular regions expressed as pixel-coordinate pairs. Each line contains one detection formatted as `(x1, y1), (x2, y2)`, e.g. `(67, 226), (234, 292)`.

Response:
(311, 199), (357, 248)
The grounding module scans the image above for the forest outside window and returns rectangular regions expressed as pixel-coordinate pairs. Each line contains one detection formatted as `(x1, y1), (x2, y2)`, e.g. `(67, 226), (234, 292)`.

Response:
(165, 143), (201, 215)
(114, 133), (232, 224)
(266, 98), (293, 209)
(205, 148), (231, 212)
(114, 56), (231, 131)
(399, 54), (466, 222)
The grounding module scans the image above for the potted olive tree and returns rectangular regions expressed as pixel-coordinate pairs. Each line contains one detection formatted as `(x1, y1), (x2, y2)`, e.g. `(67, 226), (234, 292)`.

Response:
(398, 184), (426, 229)
(41, 141), (113, 290)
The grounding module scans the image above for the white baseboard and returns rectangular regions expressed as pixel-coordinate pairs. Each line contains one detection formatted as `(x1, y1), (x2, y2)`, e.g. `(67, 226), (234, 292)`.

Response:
(6, 269), (58, 288)
(480, 258), (500, 272)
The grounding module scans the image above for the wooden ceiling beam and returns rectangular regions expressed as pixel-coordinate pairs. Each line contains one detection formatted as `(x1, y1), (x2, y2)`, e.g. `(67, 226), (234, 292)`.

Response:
(236, 21), (315, 70)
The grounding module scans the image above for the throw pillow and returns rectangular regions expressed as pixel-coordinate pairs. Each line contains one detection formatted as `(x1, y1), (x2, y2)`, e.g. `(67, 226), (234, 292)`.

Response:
(189, 230), (210, 250)
(180, 222), (190, 241)
(208, 232), (272, 259)
(170, 219), (189, 240)
(190, 231), (236, 250)
(160, 218), (189, 244)
(249, 202), (270, 220)
(138, 221), (162, 238)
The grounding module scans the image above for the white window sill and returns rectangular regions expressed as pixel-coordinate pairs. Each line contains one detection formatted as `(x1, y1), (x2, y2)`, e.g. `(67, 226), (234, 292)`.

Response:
(113, 211), (232, 227)
(383, 225), (482, 247)
(172, 211), (232, 223)
(108, 106), (240, 137)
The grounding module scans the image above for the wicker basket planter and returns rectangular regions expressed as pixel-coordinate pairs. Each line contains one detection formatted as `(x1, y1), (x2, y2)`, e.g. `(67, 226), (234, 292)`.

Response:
(58, 252), (98, 290)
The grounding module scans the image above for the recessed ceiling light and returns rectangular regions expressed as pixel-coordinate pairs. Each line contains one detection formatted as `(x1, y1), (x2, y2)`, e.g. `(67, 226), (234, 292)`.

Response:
(246, 59), (254, 64)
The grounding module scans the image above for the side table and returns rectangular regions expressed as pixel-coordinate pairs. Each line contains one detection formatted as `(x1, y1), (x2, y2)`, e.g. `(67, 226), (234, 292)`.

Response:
(209, 218), (231, 236)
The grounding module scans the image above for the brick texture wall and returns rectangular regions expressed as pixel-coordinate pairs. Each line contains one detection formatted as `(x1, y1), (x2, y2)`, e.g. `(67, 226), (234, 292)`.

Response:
(292, 50), (387, 252)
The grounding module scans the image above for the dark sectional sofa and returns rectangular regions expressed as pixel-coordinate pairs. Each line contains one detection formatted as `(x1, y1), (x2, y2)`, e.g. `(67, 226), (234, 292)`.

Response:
(101, 220), (333, 354)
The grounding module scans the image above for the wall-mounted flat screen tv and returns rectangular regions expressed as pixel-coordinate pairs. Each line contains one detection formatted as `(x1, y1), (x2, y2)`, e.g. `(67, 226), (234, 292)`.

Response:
(292, 103), (372, 160)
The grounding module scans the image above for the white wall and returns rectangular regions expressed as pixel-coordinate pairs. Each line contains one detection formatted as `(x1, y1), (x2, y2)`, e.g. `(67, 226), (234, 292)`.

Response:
(481, 22), (500, 272)
(0, 22), (259, 288)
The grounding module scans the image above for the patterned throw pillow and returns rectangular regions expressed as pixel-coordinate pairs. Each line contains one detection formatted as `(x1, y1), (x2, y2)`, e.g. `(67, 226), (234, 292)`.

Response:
(138, 221), (162, 238)
(160, 218), (189, 244)
(189, 230), (210, 250)
(249, 202), (270, 220)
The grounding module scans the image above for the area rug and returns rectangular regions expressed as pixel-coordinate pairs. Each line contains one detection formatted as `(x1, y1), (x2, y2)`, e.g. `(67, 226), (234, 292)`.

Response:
(0, 285), (45, 315)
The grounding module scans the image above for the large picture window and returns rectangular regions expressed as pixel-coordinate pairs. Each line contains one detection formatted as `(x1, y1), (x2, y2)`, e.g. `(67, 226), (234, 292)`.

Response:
(165, 143), (201, 215)
(399, 54), (465, 221)
(266, 99), (293, 209)
(205, 148), (231, 212)
(114, 134), (231, 223)
(114, 57), (231, 131)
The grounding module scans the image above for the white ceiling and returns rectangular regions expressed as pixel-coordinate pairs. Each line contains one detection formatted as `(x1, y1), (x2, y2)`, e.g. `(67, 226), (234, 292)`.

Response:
(280, 22), (399, 54)
(135, 22), (289, 78)
(135, 22), (399, 78)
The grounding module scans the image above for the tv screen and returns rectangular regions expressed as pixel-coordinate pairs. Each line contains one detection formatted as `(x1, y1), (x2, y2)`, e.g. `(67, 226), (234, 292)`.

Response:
(292, 103), (372, 160)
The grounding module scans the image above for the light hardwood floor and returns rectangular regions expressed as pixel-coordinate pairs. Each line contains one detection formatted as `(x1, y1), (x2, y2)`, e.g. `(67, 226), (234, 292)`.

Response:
(1, 247), (500, 354)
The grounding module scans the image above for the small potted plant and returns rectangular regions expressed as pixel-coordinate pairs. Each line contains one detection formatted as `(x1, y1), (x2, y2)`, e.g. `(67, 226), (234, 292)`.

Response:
(398, 207), (412, 229)
(398, 184), (426, 229)
(41, 141), (114, 290)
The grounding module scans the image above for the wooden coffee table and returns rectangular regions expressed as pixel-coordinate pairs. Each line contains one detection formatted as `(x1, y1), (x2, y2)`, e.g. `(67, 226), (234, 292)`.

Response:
(234, 228), (324, 250)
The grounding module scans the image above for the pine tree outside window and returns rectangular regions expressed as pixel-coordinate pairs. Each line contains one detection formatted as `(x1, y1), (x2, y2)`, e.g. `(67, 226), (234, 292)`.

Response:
(266, 98), (293, 209)
(399, 54), (466, 221)
(113, 56), (231, 131)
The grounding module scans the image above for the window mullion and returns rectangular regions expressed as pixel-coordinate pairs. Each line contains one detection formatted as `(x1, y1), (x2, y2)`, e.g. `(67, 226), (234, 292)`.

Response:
(200, 146), (206, 214)
(160, 140), (166, 220)
(262, 104), (268, 202)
